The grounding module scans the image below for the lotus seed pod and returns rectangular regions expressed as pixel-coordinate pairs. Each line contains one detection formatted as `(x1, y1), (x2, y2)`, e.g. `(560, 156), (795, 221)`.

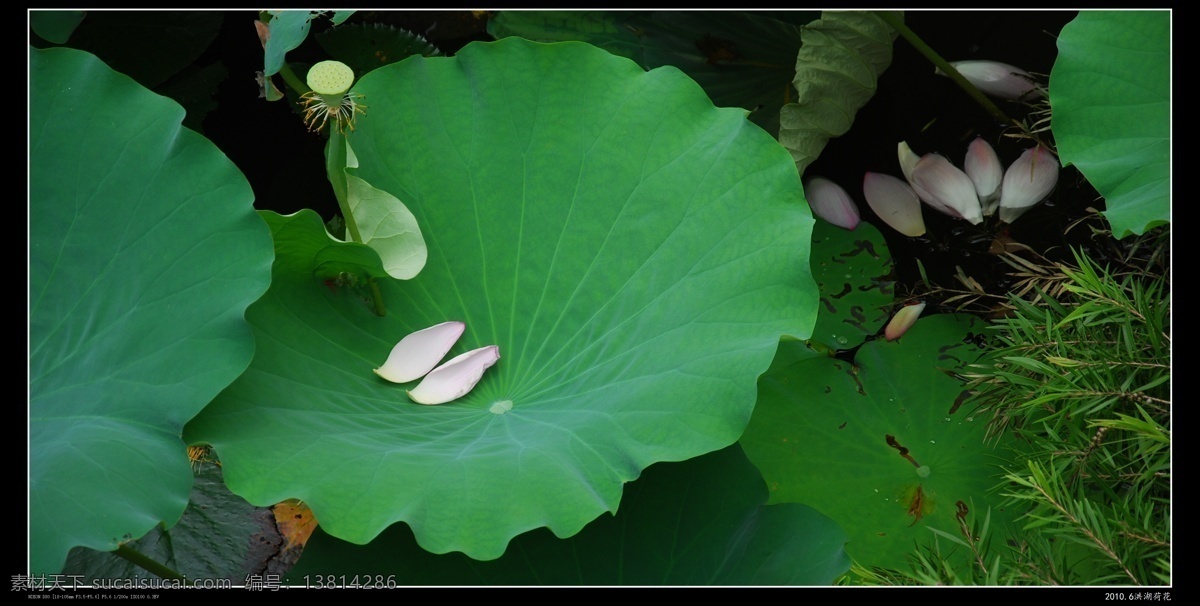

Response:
(307, 60), (355, 96)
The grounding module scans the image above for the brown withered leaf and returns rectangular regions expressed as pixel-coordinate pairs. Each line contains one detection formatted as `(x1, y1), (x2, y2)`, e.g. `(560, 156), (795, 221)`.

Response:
(273, 499), (318, 551)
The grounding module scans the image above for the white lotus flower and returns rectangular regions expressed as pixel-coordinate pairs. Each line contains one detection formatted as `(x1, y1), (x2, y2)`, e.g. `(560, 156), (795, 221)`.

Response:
(374, 321), (466, 383)
(863, 172), (926, 237)
(964, 137), (1003, 215)
(408, 345), (501, 405)
(910, 153), (984, 225)
(804, 176), (860, 231)
(999, 145), (1059, 223)
(885, 302), (926, 341)
(940, 60), (1044, 101)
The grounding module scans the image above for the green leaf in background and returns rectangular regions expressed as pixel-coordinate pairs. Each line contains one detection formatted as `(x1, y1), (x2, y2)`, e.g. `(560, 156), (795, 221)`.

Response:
(316, 22), (443, 78)
(1051, 10), (1170, 239)
(45, 11), (223, 89)
(30, 10), (86, 44)
(488, 10), (819, 138)
(185, 38), (818, 561)
(781, 11), (899, 175)
(289, 445), (850, 585)
(29, 47), (273, 575)
(331, 10), (356, 26)
(808, 220), (894, 351)
(63, 459), (285, 582)
(740, 314), (1023, 572)
(263, 10), (317, 76)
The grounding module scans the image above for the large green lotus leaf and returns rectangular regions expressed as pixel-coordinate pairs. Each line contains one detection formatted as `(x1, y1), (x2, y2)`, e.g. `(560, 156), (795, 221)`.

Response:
(288, 445), (850, 585)
(740, 314), (1022, 571)
(185, 38), (817, 560)
(29, 47), (273, 575)
(781, 11), (898, 175)
(488, 11), (819, 137)
(808, 220), (894, 352)
(1051, 11), (1170, 238)
(63, 460), (281, 583)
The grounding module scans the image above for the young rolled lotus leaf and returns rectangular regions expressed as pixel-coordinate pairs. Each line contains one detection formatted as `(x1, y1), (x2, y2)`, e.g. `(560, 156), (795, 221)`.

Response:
(999, 145), (1060, 223)
(408, 345), (501, 405)
(374, 321), (466, 384)
(862, 172), (925, 237)
(964, 137), (1003, 215)
(803, 176), (860, 231)
(910, 153), (984, 225)
(940, 60), (1043, 101)
(884, 301), (926, 341)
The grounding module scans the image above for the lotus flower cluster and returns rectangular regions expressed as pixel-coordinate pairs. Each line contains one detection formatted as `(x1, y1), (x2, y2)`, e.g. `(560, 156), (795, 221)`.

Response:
(374, 321), (500, 405)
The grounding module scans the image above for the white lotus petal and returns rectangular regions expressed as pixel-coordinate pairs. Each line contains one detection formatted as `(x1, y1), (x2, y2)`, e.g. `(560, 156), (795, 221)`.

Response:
(941, 60), (1044, 101)
(964, 137), (1003, 215)
(885, 302), (926, 341)
(373, 321), (465, 383)
(803, 176), (861, 231)
(911, 153), (983, 224)
(897, 141), (921, 183)
(863, 172), (926, 237)
(999, 145), (1059, 223)
(407, 345), (501, 405)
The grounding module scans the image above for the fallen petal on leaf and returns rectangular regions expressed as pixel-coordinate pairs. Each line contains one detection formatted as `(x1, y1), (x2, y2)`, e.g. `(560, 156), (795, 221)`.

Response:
(374, 321), (465, 383)
(804, 176), (861, 231)
(863, 172), (926, 237)
(885, 302), (926, 341)
(408, 345), (501, 405)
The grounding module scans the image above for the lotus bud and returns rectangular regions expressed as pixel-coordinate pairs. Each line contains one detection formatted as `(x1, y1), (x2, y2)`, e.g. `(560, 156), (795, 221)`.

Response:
(408, 345), (501, 405)
(964, 138), (1003, 215)
(910, 154), (984, 225)
(803, 176), (861, 231)
(885, 302), (926, 341)
(863, 172), (926, 237)
(939, 60), (1044, 101)
(374, 321), (465, 384)
(998, 145), (1059, 223)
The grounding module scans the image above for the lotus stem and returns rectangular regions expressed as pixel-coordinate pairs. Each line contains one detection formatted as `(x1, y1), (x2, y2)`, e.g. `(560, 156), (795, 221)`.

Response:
(875, 12), (1027, 133)
(113, 544), (185, 580)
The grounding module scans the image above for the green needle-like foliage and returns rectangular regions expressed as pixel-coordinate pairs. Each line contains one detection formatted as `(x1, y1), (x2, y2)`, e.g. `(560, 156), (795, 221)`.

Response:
(860, 229), (1170, 585)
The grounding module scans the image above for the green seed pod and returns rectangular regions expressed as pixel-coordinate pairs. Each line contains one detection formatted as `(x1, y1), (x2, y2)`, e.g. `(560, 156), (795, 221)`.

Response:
(307, 60), (355, 96)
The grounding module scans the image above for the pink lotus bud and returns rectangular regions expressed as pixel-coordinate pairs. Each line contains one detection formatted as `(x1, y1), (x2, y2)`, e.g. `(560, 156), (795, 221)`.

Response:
(998, 145), (1059, 223)
(940, 60), (1044, 101)
(910, 153), (984, 225)
(885, 302), (926, 341)
(374, 321), (466, 383)
(804, 176), (861, 231)
(408, 345), (501, 405)
(964, 137), (1003, 215)
(863, 172), (926, 237)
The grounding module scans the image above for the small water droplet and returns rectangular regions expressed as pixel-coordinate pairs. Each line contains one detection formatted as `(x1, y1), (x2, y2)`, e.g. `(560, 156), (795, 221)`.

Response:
(489, 400), (513, 415)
